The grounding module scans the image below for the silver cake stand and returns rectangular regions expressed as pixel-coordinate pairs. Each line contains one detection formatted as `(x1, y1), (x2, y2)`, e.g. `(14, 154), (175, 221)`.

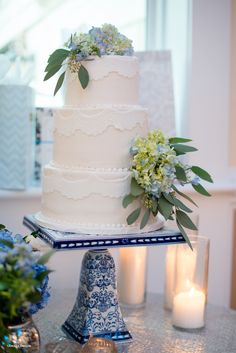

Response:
(23, 214), (185, 344)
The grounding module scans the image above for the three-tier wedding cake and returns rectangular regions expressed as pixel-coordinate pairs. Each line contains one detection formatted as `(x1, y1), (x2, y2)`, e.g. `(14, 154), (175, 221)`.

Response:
(36, 26), (163, 234)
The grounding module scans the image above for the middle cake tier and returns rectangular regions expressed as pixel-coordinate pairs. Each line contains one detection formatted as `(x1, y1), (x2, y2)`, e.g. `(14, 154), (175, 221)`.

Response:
(52, 105), (148, 169)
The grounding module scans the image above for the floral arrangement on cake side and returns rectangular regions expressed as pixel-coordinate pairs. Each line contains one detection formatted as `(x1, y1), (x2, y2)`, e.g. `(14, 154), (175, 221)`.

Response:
(0, 224), (53, 349)
(44, 24), (134, 95)
(123, 130), (213, 248)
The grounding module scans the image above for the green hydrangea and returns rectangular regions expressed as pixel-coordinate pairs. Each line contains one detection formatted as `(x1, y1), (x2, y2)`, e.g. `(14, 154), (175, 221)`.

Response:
(123, 129), (213, 248)
(131, 130), (178, 195)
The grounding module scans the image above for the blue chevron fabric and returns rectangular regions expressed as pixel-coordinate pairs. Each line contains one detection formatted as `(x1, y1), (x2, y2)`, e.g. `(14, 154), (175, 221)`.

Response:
(0, 85), (34, 190)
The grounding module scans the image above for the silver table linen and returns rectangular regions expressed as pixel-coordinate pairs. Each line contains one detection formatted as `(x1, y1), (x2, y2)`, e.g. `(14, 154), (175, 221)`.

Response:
(35, 290), (236, 353)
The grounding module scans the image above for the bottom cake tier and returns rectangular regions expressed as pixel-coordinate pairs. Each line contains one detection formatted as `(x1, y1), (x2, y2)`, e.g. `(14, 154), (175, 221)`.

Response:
(37, 164), (164, 234)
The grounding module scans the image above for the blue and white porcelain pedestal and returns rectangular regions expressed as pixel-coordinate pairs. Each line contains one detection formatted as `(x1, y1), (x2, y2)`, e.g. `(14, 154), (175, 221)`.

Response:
(62, 249), (132, 344)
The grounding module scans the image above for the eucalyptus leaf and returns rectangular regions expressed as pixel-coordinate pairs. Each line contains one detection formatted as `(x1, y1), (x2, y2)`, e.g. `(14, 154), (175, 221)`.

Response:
(151, 198), (158, 215)
(158, 196), (173, 220)
(130, 178), (144, 196)
(176, 220), (193, 250)
(192, 183), (211, 196)
(140, 209), (151, 229)
(191, 166), (213, 183)
(176, 210), (198, 230)
(172, 184), (198, 207)
(44, 64), (62, 81)
(54, 71), (66, 96)
(45, 61), (63, 73)
(78, 64), (89, 89)
(175, 165), (187, 182)
(47, 49), (70, 64)
(37, 250), (54, 265)
(169, 137), (192, 144)
(122, 194), (137, 208)
(163, 193), (192, 213)
(172, 144), (198, 155)
(127, 207), (141, 225)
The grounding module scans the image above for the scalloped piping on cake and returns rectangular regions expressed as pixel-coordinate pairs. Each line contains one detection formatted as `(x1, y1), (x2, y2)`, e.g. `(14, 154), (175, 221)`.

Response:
(35, 212), (164, 234)
(43, 168), (131, 199)
(54, 108), (147, 136)
(50, 163), (129, 173)
(66, 56), (138, 82)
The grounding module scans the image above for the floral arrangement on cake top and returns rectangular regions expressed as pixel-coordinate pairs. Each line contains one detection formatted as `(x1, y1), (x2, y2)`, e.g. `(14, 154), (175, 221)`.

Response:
(44, 24), (134, 95)
(0, 224), (53, 344)
(123, 130), (213, 248)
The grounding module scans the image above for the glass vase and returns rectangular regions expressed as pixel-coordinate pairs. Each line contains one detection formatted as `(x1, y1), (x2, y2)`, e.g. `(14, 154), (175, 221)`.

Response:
(172, 235), (210, 330)
(2, 316), (40, 353)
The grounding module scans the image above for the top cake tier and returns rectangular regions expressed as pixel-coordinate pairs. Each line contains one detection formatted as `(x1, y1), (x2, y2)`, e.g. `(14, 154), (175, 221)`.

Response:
(64, 55), (139, 106)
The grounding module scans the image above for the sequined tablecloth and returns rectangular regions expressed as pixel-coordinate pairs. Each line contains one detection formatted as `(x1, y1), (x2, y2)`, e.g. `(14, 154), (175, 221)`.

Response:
(35, 290), (236, 353)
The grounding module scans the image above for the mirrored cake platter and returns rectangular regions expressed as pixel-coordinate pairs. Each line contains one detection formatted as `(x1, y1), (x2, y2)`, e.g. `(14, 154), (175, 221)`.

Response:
(23, 213), (185, 250)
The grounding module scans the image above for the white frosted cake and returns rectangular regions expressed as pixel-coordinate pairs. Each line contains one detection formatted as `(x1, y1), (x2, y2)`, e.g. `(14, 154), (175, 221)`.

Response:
(36, 55), (163, 234)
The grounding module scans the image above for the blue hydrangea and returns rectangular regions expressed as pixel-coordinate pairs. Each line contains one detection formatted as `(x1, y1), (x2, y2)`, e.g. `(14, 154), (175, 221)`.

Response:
(191, 175), (200, 185)
(0, 229), (13, 251)
(29, 264), (50, 315)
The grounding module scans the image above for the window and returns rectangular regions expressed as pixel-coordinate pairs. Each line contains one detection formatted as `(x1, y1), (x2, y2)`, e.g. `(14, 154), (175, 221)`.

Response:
(0, 0), (191, 132)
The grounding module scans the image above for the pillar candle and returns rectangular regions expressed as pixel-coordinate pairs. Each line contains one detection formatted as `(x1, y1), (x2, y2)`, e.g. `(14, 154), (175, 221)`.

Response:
(164, 245), (177, 310)
(118, 247), (147, 305)
(172, 287), (206, 329)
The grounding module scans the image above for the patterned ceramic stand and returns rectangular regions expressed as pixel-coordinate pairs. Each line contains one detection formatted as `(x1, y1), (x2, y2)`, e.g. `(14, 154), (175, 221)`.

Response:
(23, 214), (185, 344)
(62, 249), (131, 343)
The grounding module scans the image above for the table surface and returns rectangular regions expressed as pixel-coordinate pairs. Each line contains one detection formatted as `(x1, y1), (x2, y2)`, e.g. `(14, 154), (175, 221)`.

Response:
(35, 289), (236, 353)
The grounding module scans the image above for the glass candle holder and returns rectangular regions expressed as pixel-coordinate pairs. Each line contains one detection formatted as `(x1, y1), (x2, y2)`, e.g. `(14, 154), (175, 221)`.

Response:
(118, 247), (147, 307)
(172, 236), (209, 330)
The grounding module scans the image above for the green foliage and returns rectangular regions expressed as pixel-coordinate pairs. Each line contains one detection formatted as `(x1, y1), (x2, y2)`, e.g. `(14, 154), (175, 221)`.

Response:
(176, 220), (193, 250)
(158, 196), (173, 220)
(78, 65), (89, 89)
(172, 184), (198, 207)
(123, 130), (212, 249)
(163, 193), (192, 213)
(169, 137), (192, 144)
(191, 166), (213, 183)
(54, 71), (66, 96)
(140, 209), (151, 229)
(171, 143), (198, 156)
(192, 183), (211, 196)
(176, 210), (198, 230)
(175, 165), (187, 182)
(47, 49), (70, 64)
(127, 208), (141, 225)
(130, 178), (144, 196)
(44, 48), (69, 95)
(122, 194), (137, 208)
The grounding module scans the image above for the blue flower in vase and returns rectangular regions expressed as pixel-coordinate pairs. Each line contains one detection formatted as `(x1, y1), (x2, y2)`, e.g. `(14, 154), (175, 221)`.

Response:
(0, 229), (13, 250)
(29, 263), (50, 315)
